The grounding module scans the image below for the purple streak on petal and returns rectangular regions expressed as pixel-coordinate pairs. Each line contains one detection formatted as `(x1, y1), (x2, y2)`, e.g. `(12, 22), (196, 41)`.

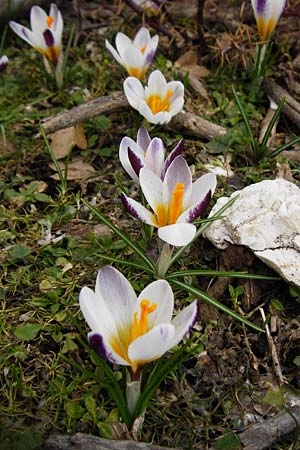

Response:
(121, 192), (141, 220)
(145, 49), (155, 65)
(88, 333), (116, 364)
(128, 147), (144, 177)
(256, 0), (267, 14)
(185, 301), (198, 335)
(22, 27), (30, 40)
(188, 190), (212, 222)
(43, 29), (54, 47)
(162, 139), (184, 179)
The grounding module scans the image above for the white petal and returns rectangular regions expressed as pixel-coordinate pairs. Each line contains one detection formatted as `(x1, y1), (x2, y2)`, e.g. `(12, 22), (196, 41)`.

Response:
(171, 300), (198, 347)
(30, 5), (48, 34)
(139, 167), (163, 213)
(137, 126), (151, 151)
(9, 22), (35, 47)
(133, 27), (151, 48)
(79, 286), (116, 337)
(147, 70), (167, 97)
(128, 324), (175, 365)
(105, 39), (124, 66)
(145, 137), (165, 176)
(124, 76), (145, 110)
(169, 96), (185, 117)
(121, 193), (155, 225)
(95, 266), (136, 332)
(136, 279), (174, 328)
(123, 47), (146, 74)
(158, 223), (196, 246)
(115, 32), (133, 60)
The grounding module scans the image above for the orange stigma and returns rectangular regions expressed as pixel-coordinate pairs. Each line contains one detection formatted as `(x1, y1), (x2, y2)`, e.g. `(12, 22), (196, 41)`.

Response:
(132, 300), (157, 341)
(147, 89), (173, 114)
(168, 183), (185, 224)
(46, 16), (54, 28)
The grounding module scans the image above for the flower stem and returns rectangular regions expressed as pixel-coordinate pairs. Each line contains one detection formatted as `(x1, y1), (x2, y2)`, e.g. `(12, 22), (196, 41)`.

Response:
(156, 242), (173, 278)
(126, 372), (141, 417)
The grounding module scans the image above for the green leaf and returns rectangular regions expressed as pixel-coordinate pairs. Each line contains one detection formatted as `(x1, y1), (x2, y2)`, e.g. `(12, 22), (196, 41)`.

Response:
(98, 422), (113, 439)
(293, 356), (300, 367)
(65, 400), (85, 419)
(214, 432), (240, 449)
(166, 270), (279, 280)
(14, 323), (42, 341)
(61, 337), (78, 354)
(9, 245), (31, 260)
(34, 192), (51, 202)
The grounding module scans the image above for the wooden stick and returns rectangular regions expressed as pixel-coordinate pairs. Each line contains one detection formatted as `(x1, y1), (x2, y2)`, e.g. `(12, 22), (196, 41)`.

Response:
(41, 92), (227, 140)
(263, 77), (300, 129)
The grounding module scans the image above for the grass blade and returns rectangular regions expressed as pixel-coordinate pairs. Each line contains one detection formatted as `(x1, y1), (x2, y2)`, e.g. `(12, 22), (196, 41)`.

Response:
(82, 199), (156, 273)
(170, 279), (264, 332)
(167, 270), (279, 280)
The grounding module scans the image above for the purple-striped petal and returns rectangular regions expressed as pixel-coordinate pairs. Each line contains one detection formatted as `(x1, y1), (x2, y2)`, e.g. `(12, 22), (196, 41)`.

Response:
(88, 332), (129, 366)
(171, 300), (198, 347)
(128, 147), (144, 177)
(137, 126), (151, 151)
(162, 139), (184, 179)
(121, 192), (154, 225)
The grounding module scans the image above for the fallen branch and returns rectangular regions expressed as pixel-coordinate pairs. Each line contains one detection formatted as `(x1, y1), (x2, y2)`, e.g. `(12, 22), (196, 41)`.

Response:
(239, 405), (300, 450)
(263, 77), (300, 129)
(41, 92), (227, 140)
(45, 433), (181, 450)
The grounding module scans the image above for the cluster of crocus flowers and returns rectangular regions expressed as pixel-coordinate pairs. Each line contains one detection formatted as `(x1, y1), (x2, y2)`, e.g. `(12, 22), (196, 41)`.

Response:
(124, 70), (184, 125)
(132, 0), (164, 12)
(9, 3), (64, 86)
(105, 27), (158, 80)
(121, 155), (217, 247)
(119, 126), (183, 181)
(0, 55), (9, 73)
(79, 266), (198, 412)
(251, 0), (286, 40)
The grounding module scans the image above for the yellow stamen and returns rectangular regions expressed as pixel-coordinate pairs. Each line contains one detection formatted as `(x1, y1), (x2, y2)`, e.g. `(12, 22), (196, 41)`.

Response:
(147, 89), (173, 115)
(154, 204), (168, 227)
(128, 67), (145, 79)
(168, 183), (185, 224)
(47, 15), (54, 28)
(132, 299), (157, 341)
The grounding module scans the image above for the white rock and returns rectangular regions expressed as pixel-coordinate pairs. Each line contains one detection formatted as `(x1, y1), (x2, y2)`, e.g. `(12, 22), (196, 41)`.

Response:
(203, 179), (300, 287)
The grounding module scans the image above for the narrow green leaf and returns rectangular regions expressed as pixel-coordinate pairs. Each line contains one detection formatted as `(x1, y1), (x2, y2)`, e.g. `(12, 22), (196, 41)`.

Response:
(270, 135), (300, 157)
(82, 199), (156, 273)
(232, 86), (257, 155)
(170, 279), (264, 332)
(260, 98), (284, 151)
(95, 253), (150, 272)
(167, 270), (279, 280)
(168, 195), (238, 271)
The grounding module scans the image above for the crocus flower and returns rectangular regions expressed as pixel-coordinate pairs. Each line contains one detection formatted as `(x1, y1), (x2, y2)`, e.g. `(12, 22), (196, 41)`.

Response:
(251, 0), (286, 40)
(132, 0), (164, 12)
(105, 27), (158, 80)
(121, 155), (217, 246)
(119, 126), (183, 181)
(124, 70), (184, 125)
(0, 55), (9, 73)
(79, 266), (198, 374)
(9, 3), (63, 67)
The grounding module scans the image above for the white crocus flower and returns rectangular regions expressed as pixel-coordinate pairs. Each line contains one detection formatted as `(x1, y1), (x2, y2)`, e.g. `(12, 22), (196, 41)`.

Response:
(121, 156), (217, 247)
(79, 266), (198, 375)
(0, 55), (9, 73)
(105, 27), (158, 80)
(251, 0), (286, 40)
(9, 3), (63, 67)
(124, 70), (184, 125)
(119, 126), (183, 181)
(132, 0), (164, 12)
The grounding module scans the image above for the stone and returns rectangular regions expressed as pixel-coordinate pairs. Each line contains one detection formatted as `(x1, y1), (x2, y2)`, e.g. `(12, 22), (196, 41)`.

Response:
(203, 179), (300, 287)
